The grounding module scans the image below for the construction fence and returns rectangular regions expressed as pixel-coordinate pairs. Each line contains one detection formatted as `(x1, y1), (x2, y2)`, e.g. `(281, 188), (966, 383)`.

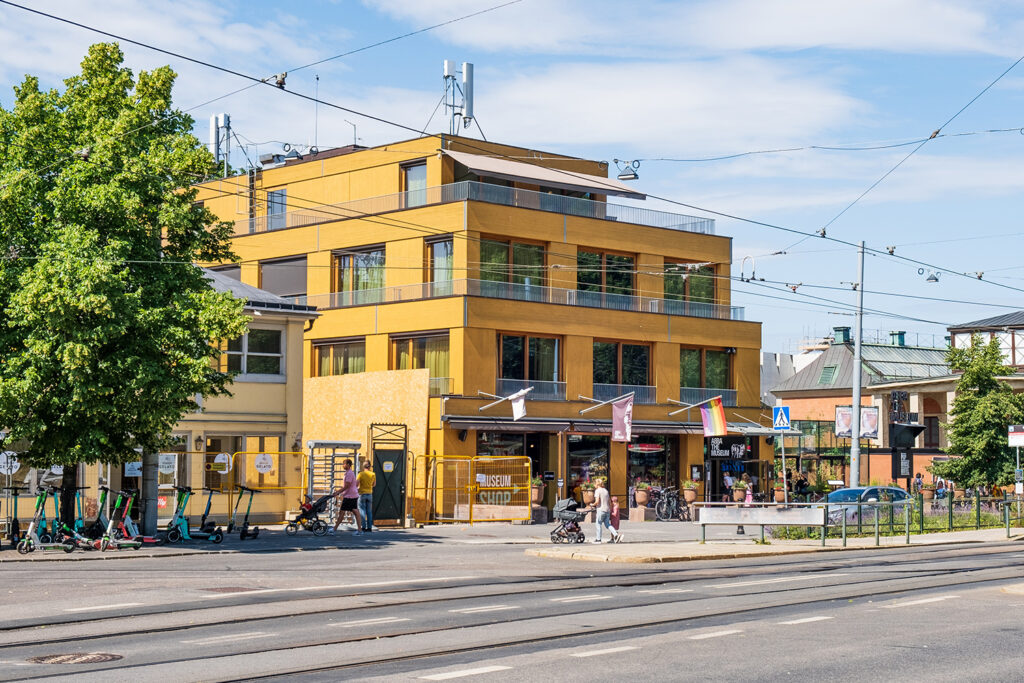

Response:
(412, 455), (531, 524)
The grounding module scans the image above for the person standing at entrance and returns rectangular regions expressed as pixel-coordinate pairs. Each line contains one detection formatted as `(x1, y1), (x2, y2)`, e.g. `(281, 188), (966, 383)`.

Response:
(357, 461), (375, 532)
(330, 458), (362, 535)
(722, 471), (734, 503)
(591, 478), (622, 544)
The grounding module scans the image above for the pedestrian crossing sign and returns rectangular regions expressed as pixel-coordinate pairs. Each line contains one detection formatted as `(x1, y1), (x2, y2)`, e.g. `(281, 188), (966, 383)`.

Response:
(772, 406), (791, 432)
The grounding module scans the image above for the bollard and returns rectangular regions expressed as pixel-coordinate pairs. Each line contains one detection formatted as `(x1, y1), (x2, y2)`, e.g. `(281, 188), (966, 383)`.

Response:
(947, 490), (954, 530)
(857, 501), (863, 535)
(905, 503), (910, 544)
(699, 523), (705, 544)
(841, 511), (847, 547)
(918, 492), (925, 534)
(874, 509), (880, 546)
(975, 490), (981, 530)
(1006, 503), (1011, 539)
(760, 524), (765, 544)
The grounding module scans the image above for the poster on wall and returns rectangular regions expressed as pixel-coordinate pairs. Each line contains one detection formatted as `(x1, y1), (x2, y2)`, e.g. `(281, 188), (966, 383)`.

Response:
(835, 406), (880, 440)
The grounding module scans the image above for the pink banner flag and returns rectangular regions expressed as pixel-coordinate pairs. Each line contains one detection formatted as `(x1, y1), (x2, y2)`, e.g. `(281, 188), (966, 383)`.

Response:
(611, 396), (633, 442)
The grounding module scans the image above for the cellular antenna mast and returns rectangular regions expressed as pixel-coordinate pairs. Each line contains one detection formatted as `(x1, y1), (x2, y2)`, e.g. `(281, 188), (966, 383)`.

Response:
(443, 60), (475, 136)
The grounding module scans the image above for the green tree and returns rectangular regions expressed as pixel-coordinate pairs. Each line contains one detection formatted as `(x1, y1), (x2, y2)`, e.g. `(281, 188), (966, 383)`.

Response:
(932, 334), (1024, 487)
(0, 44), (247, 524)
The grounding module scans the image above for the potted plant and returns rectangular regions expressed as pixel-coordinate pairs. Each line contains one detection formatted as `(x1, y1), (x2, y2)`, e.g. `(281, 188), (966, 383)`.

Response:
(681, 479), (700, 504)
(530, 476), (545, 504)
(920, 484), (936, 501)
(580, 481), (596, 506)
(634, 481), (652, 506)
(773, 481), (786, 503)
(953, 485), (966, 499)
(732, 479), (748, 502)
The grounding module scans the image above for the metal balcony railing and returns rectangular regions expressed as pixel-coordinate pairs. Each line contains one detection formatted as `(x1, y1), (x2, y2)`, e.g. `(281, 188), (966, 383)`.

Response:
(238, 181), (715, 235)
(593, 383), (658, 404)
(496, 378), (567, 401)
(294, 279), (744, 321)
(679, 387), (737, 407)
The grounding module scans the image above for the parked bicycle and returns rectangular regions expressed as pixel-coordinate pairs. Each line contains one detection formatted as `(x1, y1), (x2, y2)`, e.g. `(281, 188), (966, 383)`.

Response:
(655, 486), (691, 522)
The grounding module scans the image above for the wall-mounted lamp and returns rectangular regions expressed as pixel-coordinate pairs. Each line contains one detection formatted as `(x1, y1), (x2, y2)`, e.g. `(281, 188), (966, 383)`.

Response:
(194, 434), (204, 451)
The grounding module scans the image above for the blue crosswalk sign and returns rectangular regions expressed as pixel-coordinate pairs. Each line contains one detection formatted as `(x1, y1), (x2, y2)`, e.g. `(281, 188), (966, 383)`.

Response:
(772, 406), (791, 432)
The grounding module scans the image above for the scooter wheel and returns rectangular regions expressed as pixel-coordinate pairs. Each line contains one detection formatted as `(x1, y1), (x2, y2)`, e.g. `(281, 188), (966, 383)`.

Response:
(239, 526), (248, 541)
(285, 523), (298, 536)
(63, 542), (75, 554)
(312, 521), (328, 536)
(16, 539), (32, 554)
(210, 530), (224, 544)
(39, 533), (51, 544)
(166, 527), (182, 544)
(100, 539), (110, 552)
(250, 527), (259, 539)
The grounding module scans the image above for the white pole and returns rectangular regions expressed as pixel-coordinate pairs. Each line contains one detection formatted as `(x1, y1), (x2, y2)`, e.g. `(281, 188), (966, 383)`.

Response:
(781, 436), (788, 505)
(850, 241), (865, 487)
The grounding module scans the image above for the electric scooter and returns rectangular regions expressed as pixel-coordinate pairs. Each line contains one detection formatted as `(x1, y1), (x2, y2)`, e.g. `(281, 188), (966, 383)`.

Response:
(60, 520), (98, 551)
(165, 486), (224, 544)
(2, 486), (26, 548)
(70, 486), (89, 533)
(198, 487), (219, 533)
(99, 489), (142, 551)
(117, 489), (163, 545)
(234, 485), (261, 540)
(17, 488), (75, 554)
(85, 486), (112, 541)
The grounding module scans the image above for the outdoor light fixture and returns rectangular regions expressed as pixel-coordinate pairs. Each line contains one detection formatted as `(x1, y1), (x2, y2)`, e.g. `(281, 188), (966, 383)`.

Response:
(613, 158), (640, 181)
(194, 435), (204, 450)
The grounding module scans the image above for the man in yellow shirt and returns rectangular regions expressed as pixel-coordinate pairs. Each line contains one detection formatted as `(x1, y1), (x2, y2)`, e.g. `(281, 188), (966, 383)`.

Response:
(357, 461), (376, 532)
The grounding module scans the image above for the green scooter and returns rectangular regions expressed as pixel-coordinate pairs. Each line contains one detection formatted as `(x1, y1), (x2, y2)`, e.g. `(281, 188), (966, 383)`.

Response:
(17, 488), (75, 554)
(165, 486), (224, 544)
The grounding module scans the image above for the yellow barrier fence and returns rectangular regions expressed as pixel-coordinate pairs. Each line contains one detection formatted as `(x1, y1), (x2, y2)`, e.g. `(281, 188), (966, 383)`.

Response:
(413, 455), (531, 524)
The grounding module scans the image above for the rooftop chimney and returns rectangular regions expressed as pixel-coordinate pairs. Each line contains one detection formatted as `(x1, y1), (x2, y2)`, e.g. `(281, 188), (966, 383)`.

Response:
(890, 330), (906, 346)
(833, 326), (851, 344)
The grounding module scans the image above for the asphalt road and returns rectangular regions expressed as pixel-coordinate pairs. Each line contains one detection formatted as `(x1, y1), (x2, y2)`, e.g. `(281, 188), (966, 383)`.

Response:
(2, 537), (1024, 681)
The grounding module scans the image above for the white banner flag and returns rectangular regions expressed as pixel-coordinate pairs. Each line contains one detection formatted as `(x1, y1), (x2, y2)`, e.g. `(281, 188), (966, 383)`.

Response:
(509, 388), (530, 421)
(612, 396), (633, 442)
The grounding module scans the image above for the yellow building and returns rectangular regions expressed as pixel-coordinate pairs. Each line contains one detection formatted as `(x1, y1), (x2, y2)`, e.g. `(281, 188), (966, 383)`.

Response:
(195, 134), (770, 523)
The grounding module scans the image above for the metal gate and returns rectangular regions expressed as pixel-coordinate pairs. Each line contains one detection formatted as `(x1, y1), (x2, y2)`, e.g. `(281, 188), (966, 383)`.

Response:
(369, 424), (407, 525)
(413, 455), (531, 524)
(306, 441), (361, 524)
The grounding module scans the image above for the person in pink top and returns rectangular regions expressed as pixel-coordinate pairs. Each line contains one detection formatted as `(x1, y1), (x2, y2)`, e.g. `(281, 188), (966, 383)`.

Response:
(330, 458), (363, 535)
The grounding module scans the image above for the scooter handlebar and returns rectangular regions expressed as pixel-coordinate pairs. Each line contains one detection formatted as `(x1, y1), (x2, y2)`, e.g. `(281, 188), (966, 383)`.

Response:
(236, 485), (262, 493)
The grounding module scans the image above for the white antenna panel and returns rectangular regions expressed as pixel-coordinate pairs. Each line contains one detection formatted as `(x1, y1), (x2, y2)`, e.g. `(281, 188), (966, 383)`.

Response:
(443, 60), (456, 78)
(461, 62), (474, 122)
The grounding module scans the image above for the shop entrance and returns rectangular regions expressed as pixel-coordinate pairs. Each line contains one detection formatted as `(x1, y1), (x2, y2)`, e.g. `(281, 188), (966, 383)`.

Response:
(705, 435), (767, 501)
(477, 431), (550, 479)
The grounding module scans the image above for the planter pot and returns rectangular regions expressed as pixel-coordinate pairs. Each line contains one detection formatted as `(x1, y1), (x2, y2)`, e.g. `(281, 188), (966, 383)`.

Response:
(531, 485), (544, 504)
(635, 489), (650, 506)
(732, 488), (746, 502)
(582, 490), (595, 506)
(921, 488), (935, 501)
(774, 488), (786, 503)
(682, 488), (698, 504)
(954, 488), (966, 499)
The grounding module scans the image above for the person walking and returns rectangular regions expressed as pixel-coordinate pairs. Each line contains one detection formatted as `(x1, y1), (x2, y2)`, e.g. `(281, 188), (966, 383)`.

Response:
(357, 460), (375, 532)
(737, 472), (753, 535)
(722, 470), (734, 503)
(591, 478), (621, 544)
(330, 458), (362, 535)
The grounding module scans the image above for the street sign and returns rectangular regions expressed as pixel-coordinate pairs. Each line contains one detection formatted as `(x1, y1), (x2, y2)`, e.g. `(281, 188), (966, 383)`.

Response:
(772, 406), (791, 432)
(124, 461), (142, 477)
(1015, 469), (1023, 483)
(891, 449), (912, 479)
(543, 471), (555, 481)
(556, 478), (564, 489)
(0, 451), (19, 476)
(1010, 425), (1024, 447)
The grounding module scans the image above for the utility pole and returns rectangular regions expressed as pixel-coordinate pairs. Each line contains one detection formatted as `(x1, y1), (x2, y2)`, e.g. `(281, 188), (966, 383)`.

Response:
(141, 449), (159, 535)
(850, 241), (865, 487)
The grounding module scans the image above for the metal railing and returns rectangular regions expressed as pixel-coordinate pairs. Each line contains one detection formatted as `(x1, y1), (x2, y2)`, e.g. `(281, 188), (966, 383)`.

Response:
(238, 181), (715, 235)
(496, 378), (566, 401)
(294, 278), (744, 321)
(679, 387), (737, 407)
(593, 383), (657, 404)
(429, 377), (452, 396)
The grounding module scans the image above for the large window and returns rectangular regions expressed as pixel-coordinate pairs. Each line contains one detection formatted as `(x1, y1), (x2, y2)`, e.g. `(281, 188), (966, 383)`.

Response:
(628, 434), (677, 490)
(314, 339), (366, 377)
(577, 250), (634, 296)
(267, 188), (287, 230)
(220, 328), (284, 376)
(500, 334), (559, 381)
(479, 238), (544, 286)
(203, 435), (283, 490)
(428, 237), (454, 295)
(664, 262), (715, 303)
(568, 434), (610, 498)
(680, 347), (731, 388)
(403, 162), (427, 208)
(333, 247), (385, 303)
(593, 341), (649, 386)
(259, 256), (306, 298)
(392, 332), (450, 393)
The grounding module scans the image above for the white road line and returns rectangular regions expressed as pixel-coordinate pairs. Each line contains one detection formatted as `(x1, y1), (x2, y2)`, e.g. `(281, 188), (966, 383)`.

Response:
(180, 631), (274, 645)
(688, 629), (743, 640)
(881, 595), (959, 609)
(571, 646), (639, 658)
(779, 616), (834, 625)
(331, 617), (411, 628)
(421, 665), (513, 680)
(201, 575), (478, 600)
(637, 588), (694, 595)
(708, 574), (847, 589)
(550, 594), (612, 603)
(449, 605), (519, 614)
(65, 602), (143, 612)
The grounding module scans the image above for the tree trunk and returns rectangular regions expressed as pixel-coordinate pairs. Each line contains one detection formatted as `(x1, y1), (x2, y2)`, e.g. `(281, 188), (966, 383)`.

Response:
(141, 450), (159, 535)
(60, 465), (78, 534)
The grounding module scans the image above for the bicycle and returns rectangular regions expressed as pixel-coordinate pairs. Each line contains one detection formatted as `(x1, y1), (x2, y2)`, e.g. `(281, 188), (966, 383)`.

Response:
(655, 487), (691, 522)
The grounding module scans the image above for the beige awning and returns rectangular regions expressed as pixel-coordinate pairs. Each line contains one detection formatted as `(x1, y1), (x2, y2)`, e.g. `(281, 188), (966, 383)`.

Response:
(441, 149), (646, 200)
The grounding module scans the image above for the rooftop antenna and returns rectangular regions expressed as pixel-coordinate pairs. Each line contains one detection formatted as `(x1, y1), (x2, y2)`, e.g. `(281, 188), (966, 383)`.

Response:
(209, 113), (231, 178)
(443, 60), (478, 137)
(314, 74), (319, 149)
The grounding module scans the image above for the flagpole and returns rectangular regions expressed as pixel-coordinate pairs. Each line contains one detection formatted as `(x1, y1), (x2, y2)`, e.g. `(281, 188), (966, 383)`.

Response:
(667, 395), (722, 417)
(577, 392), (635, 415)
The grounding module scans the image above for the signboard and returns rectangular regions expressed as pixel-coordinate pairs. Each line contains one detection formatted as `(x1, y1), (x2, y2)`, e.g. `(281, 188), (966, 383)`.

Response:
(382, 461), (394, 473)
(253, 453), (274, 474)
(214, 452), (232, 474)
(772, 406), (791, 432)
(1017, 483), (1024, 495)
(0, 451), (19, 476)
(542, 471), (555, 481)
(698, 505), (825, 527)
(49, 465), (63, 476)
(835, 406), (880, 439)
(124, 461), (142, 477)
(205, 461), (227, 472)
(1009, 425), (1024, 447)
(1016, 468), (1023, 483)
(889, 390), (910, 423)
(557, 478), (564, 488)
(158, 453), (177, 475)
(891, 449), (912, 479)
(707, 436), (746, 459)
(157, 496), (167, 509)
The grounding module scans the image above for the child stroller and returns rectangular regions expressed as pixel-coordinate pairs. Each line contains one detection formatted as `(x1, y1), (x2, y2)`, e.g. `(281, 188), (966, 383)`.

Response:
(285, 493), (331, 536)
(550, 498), (587, 543)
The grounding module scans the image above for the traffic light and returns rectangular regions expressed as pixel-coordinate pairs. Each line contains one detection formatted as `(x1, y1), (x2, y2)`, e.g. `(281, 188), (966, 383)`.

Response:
(889, 422), (926, 449)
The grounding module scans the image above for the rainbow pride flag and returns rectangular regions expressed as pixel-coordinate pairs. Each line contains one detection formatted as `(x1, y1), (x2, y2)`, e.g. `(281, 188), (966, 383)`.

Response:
(700, 396), (727, 437)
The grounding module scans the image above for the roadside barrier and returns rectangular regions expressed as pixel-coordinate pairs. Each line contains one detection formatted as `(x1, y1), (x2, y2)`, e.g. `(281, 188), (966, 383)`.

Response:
(411, 455), (531, 524)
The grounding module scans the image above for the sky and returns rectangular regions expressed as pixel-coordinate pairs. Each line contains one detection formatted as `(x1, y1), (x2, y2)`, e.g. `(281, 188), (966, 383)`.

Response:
(3, 0), (1024, 354)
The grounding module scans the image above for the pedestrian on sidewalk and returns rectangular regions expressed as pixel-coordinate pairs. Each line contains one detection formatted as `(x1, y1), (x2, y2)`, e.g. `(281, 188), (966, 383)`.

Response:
(722, 470), (734, 502)
(590, 478), (621, 544)
(610, 495), (621, 533)
(357, 460), (375, 532)
(737, 472), (752, 535)
(330, 458), (363, 535)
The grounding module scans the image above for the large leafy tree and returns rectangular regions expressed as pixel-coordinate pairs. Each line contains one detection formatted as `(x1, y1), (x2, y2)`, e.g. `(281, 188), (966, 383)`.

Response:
(932, 334), (1024, 487)
(0, 44), (247, 518)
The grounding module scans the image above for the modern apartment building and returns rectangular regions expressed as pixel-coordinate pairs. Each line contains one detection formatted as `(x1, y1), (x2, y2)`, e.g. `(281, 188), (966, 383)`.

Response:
(195, 134), (767, 520)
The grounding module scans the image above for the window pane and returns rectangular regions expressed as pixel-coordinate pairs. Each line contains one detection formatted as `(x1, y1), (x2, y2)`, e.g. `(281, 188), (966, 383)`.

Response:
(213, 265), (241, 281)
(346, 341), (366, 373)
(430, 239), (453, 283)
(577, 250), (602, 292)
(568, 434), (609, 495)
(705, 350), (729, 388)
(681, 348), (701, 387)
(480, 239), (509, 282)
(622, 344), (649, 385)
(248, 329), (281, 354)
(227, 337), (243, 352)
(227, 354), (242, 373)
(354, 250), (385, 290)
(688, 265), (714, 303)
(605, 254), (634, 296)
(664, 263), (686, 301)
(247, 355), (282, 375)
(529, 337), (558, 382)
(267, 189), (287, 230)
(395, 340), (411, 369)
(424, 336), (449, 378)
(512, 243), (544, 286)
(317, 346), (331, 377)
(593, 342), (618, 384)
(404, 163), (427, 207)
(259, 257), (307, 298)
(501, 335), (525, 380)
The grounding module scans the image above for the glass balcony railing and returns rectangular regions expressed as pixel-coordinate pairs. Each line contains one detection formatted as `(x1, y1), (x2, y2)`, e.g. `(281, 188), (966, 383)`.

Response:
(496, 378), (567, 401)
(592, 383), (657, 405)
(238, 181), (715, 235)
(295, 279), (744, 321)
(429, 377), (452, 396)
(679, 387), (737, 407)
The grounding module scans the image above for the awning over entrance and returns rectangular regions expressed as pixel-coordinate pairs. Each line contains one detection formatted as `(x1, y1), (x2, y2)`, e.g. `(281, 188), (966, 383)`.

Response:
(443, 415), (703, 435)
(441, 149), (647, 200)
(728, 423), (803, 437)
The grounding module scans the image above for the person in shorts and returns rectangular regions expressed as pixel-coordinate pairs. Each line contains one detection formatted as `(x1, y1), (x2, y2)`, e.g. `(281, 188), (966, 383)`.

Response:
(330, 458), (363, 535)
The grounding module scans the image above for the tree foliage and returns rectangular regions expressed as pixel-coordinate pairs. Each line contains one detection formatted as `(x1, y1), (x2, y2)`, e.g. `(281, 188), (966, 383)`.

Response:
(0, 43), (247, 467)
(932, 334), (1024, 487)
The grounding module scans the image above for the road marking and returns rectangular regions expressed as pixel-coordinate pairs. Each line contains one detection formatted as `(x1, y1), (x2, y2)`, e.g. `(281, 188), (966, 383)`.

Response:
(65, 602), (143, 612)
(421, 665), (513, 680)
(331, 616), (411, 628)
(708, 574), (847, 589)
(881, 595), (959, 609)
(572, 646), (639, 658)
(550, 594), (612, 603)
(449, 604), (519, 614)
(180, 631), (274, 645)
(637, 588), (694, 595)
(688, 629), (743, 640)
(201, 575), (478, 600)
(779, 616), (834, 625)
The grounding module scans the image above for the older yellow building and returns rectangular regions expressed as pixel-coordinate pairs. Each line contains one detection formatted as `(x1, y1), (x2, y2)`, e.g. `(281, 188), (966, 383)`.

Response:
(196, 134), (770, 523)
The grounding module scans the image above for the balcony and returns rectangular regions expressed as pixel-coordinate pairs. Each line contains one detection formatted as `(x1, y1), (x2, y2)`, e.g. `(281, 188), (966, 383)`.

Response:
(429, 377), (452, 396)
(239, 180), (715, 236)
(296, 279), (744, 321)
(679, 387), (737, 407)
(496, 378), (567, 401)
(593, 383), (658, 405)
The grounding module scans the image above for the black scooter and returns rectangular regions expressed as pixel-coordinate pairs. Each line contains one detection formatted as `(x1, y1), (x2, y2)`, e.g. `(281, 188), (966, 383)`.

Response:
(3, 486), (27, 548)
(232, 485), (261, 540)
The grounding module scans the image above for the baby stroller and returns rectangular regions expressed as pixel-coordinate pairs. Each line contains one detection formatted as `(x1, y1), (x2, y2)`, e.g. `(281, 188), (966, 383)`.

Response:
(285, 493), (331, 536)
(550, 498), (587, 544)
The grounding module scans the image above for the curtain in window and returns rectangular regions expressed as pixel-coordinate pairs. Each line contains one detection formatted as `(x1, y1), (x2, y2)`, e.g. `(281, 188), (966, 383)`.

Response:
(405, 164), (427, 207)
(346, 342), (366, 373)
(355, 250), (384, 291)
(424, 336), (449, 378)
(431, 240), (453, 282)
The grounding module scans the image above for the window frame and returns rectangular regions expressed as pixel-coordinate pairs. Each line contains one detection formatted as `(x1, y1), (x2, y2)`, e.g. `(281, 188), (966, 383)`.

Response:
(267, 188), (287, 230)
(577, 248), (636, 296)
(401, 160), (428, 208)
(498, 332), (562, 382)
(593, 339), (651, 386)
(478, 235), (547, 286)
(679, 346), (733, 389)
(220, 325), (287, 383)
(332, 245), (386, 294)
(390, 331), (450, 376)
(313, 337), (367, 377)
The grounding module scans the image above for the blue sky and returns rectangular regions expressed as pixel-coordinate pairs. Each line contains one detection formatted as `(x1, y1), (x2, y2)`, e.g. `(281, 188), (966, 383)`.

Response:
(3, 0), (1024, 354)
